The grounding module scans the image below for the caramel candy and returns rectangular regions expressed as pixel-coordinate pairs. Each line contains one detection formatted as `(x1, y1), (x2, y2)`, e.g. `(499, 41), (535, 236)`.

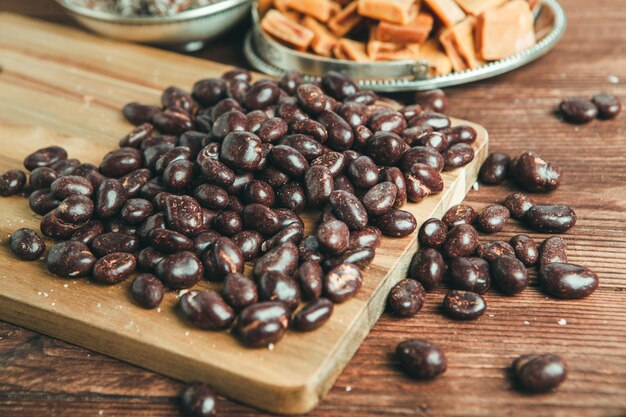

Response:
(454, 17), (484, 68)
(441, 17), (484, 70)
(368, 27), (403, 59)
(329, 1), (342, 16)
(423, 0), (466, 27)
(286, 0), (333, 22)
(377, 13), (433, 44)
(328, 2), (363, 37)
(368, 26), (419, 61)
(374, 47), (416, 61)
(455, 0), (507, 16)
(274, 0), (290, 13)
(302, 16), (338, 57)
(476, 0), (535, 60)
(439, 27), (466, 71)
(357, 0), (414, 25)
(416, 40), (452, 76)
(261, 10), (315, 51)
(284, 10), (302, 22)
(258, 0), (274, 16)
(334, 38), (370, 61)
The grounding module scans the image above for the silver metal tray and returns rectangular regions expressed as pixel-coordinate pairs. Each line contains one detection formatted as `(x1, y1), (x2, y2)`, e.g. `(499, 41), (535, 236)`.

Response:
(245, 0), (566, 92)
(56, 0), (252, 51)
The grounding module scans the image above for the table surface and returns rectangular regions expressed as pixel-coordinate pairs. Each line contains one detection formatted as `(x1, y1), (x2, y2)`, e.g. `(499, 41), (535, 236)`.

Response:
(1, 1), (625, 416)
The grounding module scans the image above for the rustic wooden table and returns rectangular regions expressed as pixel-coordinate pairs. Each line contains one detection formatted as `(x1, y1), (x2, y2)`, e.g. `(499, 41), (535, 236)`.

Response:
(1, 1), (625, 416)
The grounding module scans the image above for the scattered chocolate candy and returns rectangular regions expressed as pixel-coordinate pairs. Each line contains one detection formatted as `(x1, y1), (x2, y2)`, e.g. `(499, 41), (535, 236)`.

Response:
(293, 298), (334, 331)
(443, 290), (486, 320)
(0, 169), (27, 196)
(179, 290), (235, 330)
(408, 247), (446, 291)
(591, 92), (621, 119)
(388, 279), (426, 316)
(9, 228), (46, 261)
(418, 218), (448, 248)
(23, 146), (68, 171)
(479, 152), (510, 185)
(539, 263), (599, 299)
(526, 204), (576, 233)
(237, 301), (290, 348)
(538, 236), (568, 268)
(443, 224), (479, 258)
(511, 152), (561, 193)
(475, 204), (510, 234)
(512, 354), (567, 393)
(180, 382), (218, 417)
(413, 89), (448, 113)
(491, 256), (529, 295)
(130, 273), (164, 309)
(442, 204), (476, 228)
(258, 271), (301, 311)
(396, 339), (447, 379)
(46, 241), (96, 278)
(503, 192), (535, 220)
(324, 263), (363, 303)
(475, 241), (515, 262)
(559, 97), (598, 124)
(510, 234), (539, 267)
(92, 252), (137, 284)
(448, 257), (491, 294)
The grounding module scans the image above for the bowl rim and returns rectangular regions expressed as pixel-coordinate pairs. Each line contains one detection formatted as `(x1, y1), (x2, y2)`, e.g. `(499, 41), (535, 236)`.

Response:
(55, 0), (252, 24)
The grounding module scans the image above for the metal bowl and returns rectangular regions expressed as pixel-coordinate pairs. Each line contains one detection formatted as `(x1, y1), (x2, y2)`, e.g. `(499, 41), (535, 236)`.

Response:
(56, 0), (253, 51)
(245, 0), (566, 91)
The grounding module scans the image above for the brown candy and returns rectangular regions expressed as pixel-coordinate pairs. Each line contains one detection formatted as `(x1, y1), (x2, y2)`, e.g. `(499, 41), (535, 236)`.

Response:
(408, 247), (445, 290)
(388, 278), (426, 316)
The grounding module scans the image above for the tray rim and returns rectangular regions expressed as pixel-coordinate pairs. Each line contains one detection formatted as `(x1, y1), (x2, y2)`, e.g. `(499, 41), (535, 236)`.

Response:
(245, 0), (567, 92)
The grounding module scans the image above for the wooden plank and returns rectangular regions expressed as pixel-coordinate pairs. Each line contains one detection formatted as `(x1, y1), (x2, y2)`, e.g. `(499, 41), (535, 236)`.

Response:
(0, 13), (488, 414)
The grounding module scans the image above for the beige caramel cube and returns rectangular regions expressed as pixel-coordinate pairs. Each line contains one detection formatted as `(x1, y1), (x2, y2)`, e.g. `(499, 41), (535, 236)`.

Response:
(302, 16), (339, 56)
(454, 0), (507, 16)
(377, 13), (434, 44)
(423, 0), (466, 27)
(357, 0), (414, 25)
(260, 9), (315, 51)
(273, 0), (290, 13)
(476, 0), (535, 60)
(285, 0), (334, 22)
(417, 39), (453, 75)
(328, 2), (363, 37)
(449, 17), (483, 68)
(335, 38), (370, 61)
(439, 28), (467, 71)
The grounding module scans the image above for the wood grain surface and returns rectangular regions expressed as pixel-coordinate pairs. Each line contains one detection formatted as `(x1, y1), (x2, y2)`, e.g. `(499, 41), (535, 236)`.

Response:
(0, 13), (487, 413)
(1, 0), (626, 416)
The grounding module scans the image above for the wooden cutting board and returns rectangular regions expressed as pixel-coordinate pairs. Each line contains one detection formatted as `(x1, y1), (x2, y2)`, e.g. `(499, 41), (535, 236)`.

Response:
(0, 14), (488, 414)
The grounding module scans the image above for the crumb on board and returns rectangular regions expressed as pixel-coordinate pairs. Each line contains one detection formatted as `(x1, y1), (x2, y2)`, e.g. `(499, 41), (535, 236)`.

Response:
(558, 319), (567, 326)
(608, 75), (619, 84)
